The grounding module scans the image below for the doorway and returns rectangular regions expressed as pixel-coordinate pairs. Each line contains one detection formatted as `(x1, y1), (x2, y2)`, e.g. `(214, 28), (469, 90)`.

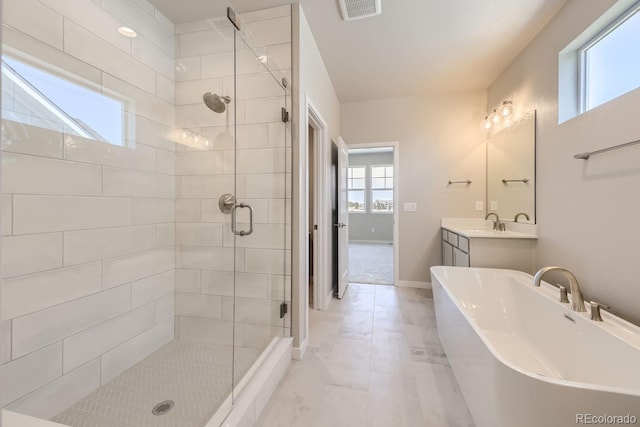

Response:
(331, 141), (339, 295)
(305, 97), (350, 310)
(308, 124), (317, 308)
(346, 144), (399, 286)
(306, 102), (333, 310)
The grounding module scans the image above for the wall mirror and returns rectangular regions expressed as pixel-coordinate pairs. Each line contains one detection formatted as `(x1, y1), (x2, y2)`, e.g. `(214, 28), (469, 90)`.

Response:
(487, 111), (536, 223)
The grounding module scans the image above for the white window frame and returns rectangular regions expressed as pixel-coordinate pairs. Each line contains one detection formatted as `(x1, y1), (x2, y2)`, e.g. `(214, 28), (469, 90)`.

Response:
(347, 165), (366, 214)
(370, 164), (393, 214)
(578, 1), (640, 113)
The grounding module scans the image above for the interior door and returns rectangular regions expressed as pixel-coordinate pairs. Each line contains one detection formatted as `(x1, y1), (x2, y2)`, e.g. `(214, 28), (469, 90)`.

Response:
(337, 137), (350, 298)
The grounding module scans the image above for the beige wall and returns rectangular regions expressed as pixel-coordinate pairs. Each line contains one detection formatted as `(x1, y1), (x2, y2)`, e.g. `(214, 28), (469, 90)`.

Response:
(291, 4), (341, 349)
(341, 93), (487, 284)
(487, 0), (640, 325)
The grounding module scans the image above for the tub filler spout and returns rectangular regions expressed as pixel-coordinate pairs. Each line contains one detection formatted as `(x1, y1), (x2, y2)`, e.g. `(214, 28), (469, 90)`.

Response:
(533, 266), (586, 312)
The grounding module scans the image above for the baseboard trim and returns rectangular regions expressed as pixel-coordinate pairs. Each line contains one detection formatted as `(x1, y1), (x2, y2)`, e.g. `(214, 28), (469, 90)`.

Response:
(397, 280), (431, 289)
(292, 338), (308, 360)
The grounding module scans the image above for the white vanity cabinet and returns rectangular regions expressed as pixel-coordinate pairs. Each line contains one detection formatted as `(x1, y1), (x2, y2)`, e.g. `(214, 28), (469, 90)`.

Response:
(441, 227), (535, 273)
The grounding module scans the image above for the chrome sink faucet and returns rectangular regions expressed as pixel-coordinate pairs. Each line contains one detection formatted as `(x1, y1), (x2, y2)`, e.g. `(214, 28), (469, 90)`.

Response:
(514, 212), (530, 222)
(533, 266), (587, 312)
(485, 213), (505, 231)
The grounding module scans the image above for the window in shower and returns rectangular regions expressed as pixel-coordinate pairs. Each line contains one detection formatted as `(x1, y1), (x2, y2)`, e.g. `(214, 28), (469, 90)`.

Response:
(1, 56), (130, 146)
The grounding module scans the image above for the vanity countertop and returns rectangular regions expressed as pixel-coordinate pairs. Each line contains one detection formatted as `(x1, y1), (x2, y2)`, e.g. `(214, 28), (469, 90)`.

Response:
(441, 218), (538, 240)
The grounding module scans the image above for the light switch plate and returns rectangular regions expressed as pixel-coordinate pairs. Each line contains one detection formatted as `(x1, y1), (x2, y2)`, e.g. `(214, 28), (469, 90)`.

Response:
(490, 201), (498, 211)
(404, 202), (417, 212)
(475, 201), (483, 211)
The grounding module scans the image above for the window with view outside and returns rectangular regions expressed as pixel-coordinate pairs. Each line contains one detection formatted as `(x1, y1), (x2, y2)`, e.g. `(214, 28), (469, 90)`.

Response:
(371, 165), (393, 213)
(582, 5), (640, 112)
(348, 166), (366, 212)
(1, 56), (128, 146)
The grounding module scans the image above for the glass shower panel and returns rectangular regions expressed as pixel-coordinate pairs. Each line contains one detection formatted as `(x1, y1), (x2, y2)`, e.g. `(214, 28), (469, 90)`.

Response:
(231, 31), (290, 392)
(173, 4), (237, 425)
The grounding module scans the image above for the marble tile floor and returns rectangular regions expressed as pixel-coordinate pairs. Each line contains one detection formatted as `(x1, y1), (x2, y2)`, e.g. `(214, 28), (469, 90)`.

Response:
(256, 284), (475, 427)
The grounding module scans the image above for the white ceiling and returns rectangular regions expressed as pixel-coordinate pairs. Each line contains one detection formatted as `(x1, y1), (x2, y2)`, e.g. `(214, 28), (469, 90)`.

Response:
(149, 0), (569, 102)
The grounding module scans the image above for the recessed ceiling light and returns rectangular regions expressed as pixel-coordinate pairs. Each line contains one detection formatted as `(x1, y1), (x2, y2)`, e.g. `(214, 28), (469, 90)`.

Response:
(118, 27), (137, 38)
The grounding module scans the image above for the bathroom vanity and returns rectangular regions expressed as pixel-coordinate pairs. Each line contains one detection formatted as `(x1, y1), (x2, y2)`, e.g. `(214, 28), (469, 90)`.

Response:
(441, 218), (536, 273)
(440, 111), (538, 274)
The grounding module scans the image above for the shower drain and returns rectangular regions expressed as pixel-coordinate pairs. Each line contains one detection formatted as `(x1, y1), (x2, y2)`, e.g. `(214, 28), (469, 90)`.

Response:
(152, 400), (175, 416)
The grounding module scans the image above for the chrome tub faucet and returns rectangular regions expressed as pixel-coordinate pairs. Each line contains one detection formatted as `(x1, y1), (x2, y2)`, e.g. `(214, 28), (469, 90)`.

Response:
(533, 266), (587, 312)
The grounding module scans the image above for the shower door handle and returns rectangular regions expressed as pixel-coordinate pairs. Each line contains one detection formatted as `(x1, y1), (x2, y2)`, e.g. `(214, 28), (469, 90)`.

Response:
(231, 203), (254, 236)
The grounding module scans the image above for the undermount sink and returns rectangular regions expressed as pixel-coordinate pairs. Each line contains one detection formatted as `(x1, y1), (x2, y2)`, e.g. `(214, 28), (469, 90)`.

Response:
(459, 228), (504, 235)
(451, 227), (537, 239)
(440, 218), (538, 240)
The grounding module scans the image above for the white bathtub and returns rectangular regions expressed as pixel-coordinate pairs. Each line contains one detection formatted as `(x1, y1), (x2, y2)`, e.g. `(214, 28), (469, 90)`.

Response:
(431, 266), (640, 427)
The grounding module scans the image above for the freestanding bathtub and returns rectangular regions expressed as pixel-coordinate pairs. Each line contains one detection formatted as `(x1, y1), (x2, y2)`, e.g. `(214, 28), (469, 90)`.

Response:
(431, 266), (640, 427)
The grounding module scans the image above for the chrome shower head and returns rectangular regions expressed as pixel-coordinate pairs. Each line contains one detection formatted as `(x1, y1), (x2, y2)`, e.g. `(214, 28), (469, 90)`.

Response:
(203, 92), (231, 113)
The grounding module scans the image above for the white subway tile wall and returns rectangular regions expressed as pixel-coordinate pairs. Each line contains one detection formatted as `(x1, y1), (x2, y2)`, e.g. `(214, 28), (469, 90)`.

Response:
(174, 7), (292, 350)
(0, 0), (292, 420)
(1, 0), (176, 416)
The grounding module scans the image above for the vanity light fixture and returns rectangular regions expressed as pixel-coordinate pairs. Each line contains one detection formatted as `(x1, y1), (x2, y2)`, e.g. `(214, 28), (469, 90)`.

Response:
(118, 27), (138, 38)
(481, 100), (516, 133)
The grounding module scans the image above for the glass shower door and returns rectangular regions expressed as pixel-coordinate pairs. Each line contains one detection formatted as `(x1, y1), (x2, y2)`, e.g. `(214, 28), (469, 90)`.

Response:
(230, 26), (290, 395)
(173, 5), (238, 424)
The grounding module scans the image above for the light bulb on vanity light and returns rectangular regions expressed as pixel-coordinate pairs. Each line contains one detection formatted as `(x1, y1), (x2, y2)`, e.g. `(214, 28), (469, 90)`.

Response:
(490, 109), (501, 125)
(499, 100), (514, 118)
(482, 115), (492, 130)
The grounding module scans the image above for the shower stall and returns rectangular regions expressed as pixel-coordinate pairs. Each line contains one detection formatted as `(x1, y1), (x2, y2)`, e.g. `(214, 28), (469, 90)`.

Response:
(0, 0), (292, 425)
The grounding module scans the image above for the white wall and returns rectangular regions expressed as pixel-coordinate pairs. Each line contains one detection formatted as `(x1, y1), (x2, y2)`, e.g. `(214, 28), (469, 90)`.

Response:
(1, 0), (176, 418)
(341, 93), (487, 284)
(487, 0), (640, 325)
(291, 3), (341, 350)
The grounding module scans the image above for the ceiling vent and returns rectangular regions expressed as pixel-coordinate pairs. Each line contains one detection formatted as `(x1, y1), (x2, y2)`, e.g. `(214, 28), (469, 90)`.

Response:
(338, 0), (381, 21)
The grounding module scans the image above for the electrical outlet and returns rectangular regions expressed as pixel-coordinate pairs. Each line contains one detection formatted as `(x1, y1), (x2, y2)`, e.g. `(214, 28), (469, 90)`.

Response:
(475, 201), (484, 211)
(490, 201), (498, 211)
(371, 227), (375, 233)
